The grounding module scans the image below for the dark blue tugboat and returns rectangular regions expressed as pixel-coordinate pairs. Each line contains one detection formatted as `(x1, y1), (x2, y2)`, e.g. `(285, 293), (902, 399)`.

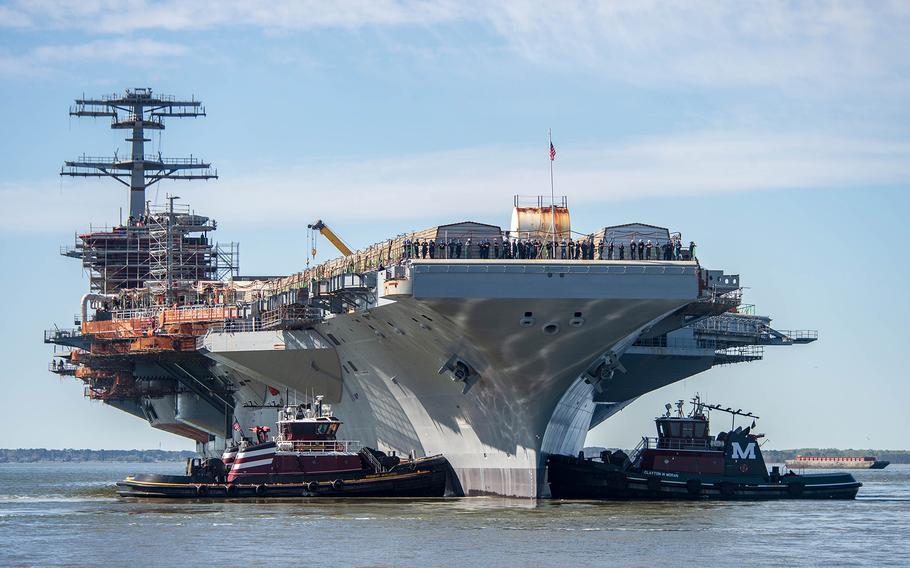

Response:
(548, 397), (861, 500)
(117, 396), (449, 498)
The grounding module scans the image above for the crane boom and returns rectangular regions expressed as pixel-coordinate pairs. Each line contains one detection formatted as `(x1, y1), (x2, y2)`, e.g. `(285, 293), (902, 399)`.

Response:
(307, 220), (353, 257)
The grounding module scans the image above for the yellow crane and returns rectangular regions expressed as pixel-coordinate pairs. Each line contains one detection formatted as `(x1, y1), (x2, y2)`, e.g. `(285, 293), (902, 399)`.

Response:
(307, 219), (353, 257)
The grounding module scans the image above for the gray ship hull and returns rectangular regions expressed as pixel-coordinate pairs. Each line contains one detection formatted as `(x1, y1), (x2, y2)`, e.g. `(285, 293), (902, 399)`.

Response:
(203, 260), (698, 497)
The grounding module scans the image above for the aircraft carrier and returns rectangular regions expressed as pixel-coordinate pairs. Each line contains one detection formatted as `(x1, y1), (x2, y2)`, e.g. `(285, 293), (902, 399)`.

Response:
(46, 89), (817, 497)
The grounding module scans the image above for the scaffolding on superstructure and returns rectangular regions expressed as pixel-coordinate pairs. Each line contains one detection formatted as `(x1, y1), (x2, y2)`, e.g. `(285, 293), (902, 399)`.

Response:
(59, 88), (232, 297)
(50, 88), (240, 406)
(63, 226), (152, 293)
(145, 196), (238, 303)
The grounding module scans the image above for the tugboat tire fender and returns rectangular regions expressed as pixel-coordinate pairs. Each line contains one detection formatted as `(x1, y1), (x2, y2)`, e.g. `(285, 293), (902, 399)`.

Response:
(608, 473), (628, 490)
(686, 479), (702, 496)
(195, 484), (208, 497)
(787, 482), (805, 497)
(332, 479), (344, 491)
(719, 482), (736, 497)
(307, 481), (319, 492)
(225, 484), (237, 497)
(254, 484), (267, 496)
(646, 477), (661, 493)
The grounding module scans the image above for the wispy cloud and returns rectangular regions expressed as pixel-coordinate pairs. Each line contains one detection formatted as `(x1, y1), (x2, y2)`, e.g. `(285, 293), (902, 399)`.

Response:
(0, 0), (465, 33)
(483, 1), (909, 91)
(6, 129), (907, 234)
(2, 1), (906, 91)
(0, 38), (188, 77)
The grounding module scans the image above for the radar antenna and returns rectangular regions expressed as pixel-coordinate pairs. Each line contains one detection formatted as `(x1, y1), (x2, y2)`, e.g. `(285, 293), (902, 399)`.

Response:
(61, 87), (217, 219)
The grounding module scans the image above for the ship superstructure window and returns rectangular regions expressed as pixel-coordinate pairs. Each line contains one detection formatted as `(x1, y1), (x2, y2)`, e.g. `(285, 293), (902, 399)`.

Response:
(684, 422), (694, 437)
(327, 333), (341, 346)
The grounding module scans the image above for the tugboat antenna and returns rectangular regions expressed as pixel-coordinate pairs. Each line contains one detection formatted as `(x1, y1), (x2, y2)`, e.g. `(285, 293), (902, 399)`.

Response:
(698, 402), (759, 421)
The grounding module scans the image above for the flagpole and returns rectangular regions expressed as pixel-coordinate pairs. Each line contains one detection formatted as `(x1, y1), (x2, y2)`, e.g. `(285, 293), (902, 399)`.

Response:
(549, 128), (557, 257)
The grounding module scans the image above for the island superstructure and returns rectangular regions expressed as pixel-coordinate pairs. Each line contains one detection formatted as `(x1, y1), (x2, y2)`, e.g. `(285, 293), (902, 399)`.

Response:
(46, 88), (817, 498)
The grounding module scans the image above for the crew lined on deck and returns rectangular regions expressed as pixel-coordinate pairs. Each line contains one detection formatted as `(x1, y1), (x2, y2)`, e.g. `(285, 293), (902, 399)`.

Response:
(398, 236), (695, 262)
(281, 233), (697, 285)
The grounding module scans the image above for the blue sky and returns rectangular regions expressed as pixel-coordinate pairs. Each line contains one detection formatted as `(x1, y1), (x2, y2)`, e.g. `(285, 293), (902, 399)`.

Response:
(1, 1), (908, 451)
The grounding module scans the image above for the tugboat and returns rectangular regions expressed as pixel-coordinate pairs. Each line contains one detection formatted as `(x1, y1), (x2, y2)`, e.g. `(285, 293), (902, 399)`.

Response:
(547, 397), (862, 500)
(118, 396), (450, 498)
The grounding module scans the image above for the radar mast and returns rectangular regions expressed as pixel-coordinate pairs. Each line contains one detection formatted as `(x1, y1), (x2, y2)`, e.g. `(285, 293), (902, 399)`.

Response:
(61, 87), (217, 219)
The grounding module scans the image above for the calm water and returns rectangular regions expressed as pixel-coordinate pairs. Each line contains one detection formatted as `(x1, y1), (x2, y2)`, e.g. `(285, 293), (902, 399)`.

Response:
(1, 462), (908, 567)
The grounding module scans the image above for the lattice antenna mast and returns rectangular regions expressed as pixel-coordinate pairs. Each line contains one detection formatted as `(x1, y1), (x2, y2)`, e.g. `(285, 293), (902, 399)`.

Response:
(61, 88), (217, 220)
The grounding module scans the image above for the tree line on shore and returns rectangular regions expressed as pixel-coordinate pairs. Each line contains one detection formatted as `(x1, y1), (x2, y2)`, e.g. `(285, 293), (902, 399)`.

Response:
(0, 448), (195, 463)
(3, 447), (909, 464)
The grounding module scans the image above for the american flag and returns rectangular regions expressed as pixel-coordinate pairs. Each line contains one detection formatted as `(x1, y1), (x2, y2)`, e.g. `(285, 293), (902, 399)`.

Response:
(549, 141), (556, 161)
(232, 419), (241, 432)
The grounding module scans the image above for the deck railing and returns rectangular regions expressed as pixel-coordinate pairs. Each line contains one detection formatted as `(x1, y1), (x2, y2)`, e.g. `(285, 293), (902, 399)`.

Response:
(275, 439), (360, 453)
(641, 437), (720, 451)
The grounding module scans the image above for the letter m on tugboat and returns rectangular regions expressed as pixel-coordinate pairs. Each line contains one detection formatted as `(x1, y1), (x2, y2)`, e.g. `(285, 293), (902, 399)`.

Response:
(731, 442), (756, 460)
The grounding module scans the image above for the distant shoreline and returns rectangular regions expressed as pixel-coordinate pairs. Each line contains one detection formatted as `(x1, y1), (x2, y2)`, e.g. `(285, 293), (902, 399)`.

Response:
(4, 448), (910, 464)
(0, 449), (195, 463)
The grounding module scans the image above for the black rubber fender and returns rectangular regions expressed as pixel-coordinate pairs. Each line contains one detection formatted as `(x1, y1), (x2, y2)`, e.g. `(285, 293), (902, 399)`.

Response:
(686, 479), (702, 496)
(225, 484), (237, 497)
(332, 479), (344, 491)
(254, 484), (267, 496)
(195, 484), (208, 497)
(787, 482), (805, 497)
(307, 481), (319, 492)
(719, 482), (737, 498)
(646, 477), (662, 493)
(608, 472), (629, 491)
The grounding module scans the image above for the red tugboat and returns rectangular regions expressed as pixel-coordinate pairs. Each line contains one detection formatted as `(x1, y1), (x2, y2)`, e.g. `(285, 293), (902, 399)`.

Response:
(548, 397), (862, 500)
(118, 396), (449, 498)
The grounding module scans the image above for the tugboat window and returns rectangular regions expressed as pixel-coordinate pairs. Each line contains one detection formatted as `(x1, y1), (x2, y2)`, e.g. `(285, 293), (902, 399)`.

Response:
(681, 421), (694, 438)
